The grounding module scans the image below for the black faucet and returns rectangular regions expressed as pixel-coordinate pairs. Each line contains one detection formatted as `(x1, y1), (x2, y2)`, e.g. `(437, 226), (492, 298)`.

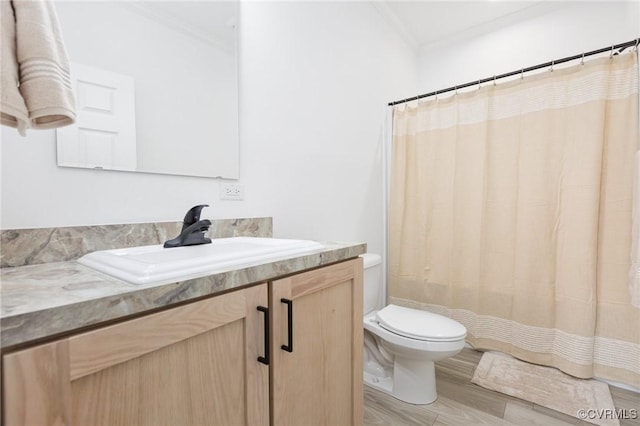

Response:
(163, 204), (212, 248)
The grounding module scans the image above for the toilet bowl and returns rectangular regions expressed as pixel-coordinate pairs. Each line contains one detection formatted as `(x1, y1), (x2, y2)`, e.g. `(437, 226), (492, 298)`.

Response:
(361, 253), (466, 404)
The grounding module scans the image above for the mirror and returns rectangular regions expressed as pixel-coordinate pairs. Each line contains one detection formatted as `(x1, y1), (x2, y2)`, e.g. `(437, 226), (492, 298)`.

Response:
(54, 1), (239, 179)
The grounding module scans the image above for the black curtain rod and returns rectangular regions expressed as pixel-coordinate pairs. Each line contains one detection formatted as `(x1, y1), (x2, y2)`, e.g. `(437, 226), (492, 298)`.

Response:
(388, 38), (640, 107)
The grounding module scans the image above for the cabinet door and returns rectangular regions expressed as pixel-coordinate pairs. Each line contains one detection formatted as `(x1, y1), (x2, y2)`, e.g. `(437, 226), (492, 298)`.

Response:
(3, 284), (269, 426)
(271, 259), (363, 426)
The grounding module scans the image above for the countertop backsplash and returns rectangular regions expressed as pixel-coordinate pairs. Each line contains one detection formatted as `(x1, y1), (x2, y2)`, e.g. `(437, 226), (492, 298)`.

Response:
(0, 217), (273, 268)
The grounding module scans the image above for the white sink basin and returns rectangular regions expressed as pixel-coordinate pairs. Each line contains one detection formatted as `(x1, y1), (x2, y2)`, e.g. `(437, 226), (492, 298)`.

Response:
(78, 237), (325, 285)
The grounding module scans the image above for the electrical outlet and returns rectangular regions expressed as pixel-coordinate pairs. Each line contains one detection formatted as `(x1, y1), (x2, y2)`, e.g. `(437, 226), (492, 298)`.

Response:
(220, 183), (244, 200)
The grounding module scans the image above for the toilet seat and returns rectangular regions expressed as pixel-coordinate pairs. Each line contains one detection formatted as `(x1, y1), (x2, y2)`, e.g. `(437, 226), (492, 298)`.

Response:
(375, 304), (466, 342)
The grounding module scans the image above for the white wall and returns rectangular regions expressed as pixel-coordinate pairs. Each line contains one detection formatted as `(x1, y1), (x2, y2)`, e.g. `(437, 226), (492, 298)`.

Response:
(416, 1), (639, 96)
(238, 1), (417, 254)
(0, 1), (417, 256)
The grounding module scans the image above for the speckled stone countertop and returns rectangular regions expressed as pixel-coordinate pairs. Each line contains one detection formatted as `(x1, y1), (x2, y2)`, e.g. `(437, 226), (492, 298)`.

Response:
(1, 241), (366, 350)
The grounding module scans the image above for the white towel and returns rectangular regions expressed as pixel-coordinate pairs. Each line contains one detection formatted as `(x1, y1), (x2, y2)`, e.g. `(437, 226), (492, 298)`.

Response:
(631, 150), (640, 308)
(1, 1), (29, 134)
(1, 0), (75, 135)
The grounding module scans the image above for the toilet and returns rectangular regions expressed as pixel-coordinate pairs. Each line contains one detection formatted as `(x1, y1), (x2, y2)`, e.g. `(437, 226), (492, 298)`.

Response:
(361, 253), (466, 404)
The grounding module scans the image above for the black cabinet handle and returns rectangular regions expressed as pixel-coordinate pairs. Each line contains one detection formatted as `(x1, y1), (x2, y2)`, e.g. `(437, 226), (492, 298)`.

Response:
(281, 298), (293, 353)
(257, 306), (269, 365)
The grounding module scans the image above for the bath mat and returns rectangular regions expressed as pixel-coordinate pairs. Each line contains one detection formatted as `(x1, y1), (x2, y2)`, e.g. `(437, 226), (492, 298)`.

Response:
(471, 352), (619, 426)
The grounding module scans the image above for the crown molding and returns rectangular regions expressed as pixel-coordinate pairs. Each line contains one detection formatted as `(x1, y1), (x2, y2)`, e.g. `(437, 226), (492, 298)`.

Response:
(117, 3), (234, 54)
(371, 1), (420, 55)
(418, 1), (565, 54)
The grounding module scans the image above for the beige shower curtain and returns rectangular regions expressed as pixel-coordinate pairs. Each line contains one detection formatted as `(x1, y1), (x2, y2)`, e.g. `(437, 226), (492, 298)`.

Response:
(389, 51), (640, 387)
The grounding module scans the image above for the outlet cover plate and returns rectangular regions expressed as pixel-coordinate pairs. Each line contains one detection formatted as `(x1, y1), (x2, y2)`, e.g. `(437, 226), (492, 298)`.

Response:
(220, 183), (244, 200)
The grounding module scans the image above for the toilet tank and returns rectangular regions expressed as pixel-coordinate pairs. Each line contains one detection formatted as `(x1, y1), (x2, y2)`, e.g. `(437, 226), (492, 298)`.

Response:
(360, 253), (383, 315)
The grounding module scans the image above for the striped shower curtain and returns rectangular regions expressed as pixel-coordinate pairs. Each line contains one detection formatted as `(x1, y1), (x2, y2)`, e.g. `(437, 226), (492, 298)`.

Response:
(389, 51), (640, 387)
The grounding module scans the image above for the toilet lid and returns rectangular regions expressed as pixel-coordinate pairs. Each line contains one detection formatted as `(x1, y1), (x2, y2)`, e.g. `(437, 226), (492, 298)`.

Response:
(375, 304), (466, 342)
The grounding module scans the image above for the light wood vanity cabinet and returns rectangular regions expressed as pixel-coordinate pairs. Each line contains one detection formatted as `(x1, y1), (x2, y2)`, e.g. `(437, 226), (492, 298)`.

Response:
(3, 285), (270, 426)
(271, 258), (363, 426)
(2, 258), (363, 426)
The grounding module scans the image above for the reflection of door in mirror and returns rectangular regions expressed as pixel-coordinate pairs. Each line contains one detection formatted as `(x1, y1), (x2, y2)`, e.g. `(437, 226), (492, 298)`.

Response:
(57, 64), (137, 171)
(54, 1), (239, 179)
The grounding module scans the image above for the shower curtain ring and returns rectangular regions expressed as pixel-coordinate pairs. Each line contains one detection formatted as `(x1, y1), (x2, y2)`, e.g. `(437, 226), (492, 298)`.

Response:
(455, 86), (458, 95)
(477, 79), (481, 90)
(610, 44), (614, 59)
(635, 38), (639, 51)
(493, 75), (497, 86)
(549, 60), (554, 72)
(580, 52), (585, 66)
(520, 67), (524, 80)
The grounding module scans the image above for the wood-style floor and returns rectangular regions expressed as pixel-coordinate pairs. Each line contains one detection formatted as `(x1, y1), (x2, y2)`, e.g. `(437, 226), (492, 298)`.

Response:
(364, 348), (640, 426)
